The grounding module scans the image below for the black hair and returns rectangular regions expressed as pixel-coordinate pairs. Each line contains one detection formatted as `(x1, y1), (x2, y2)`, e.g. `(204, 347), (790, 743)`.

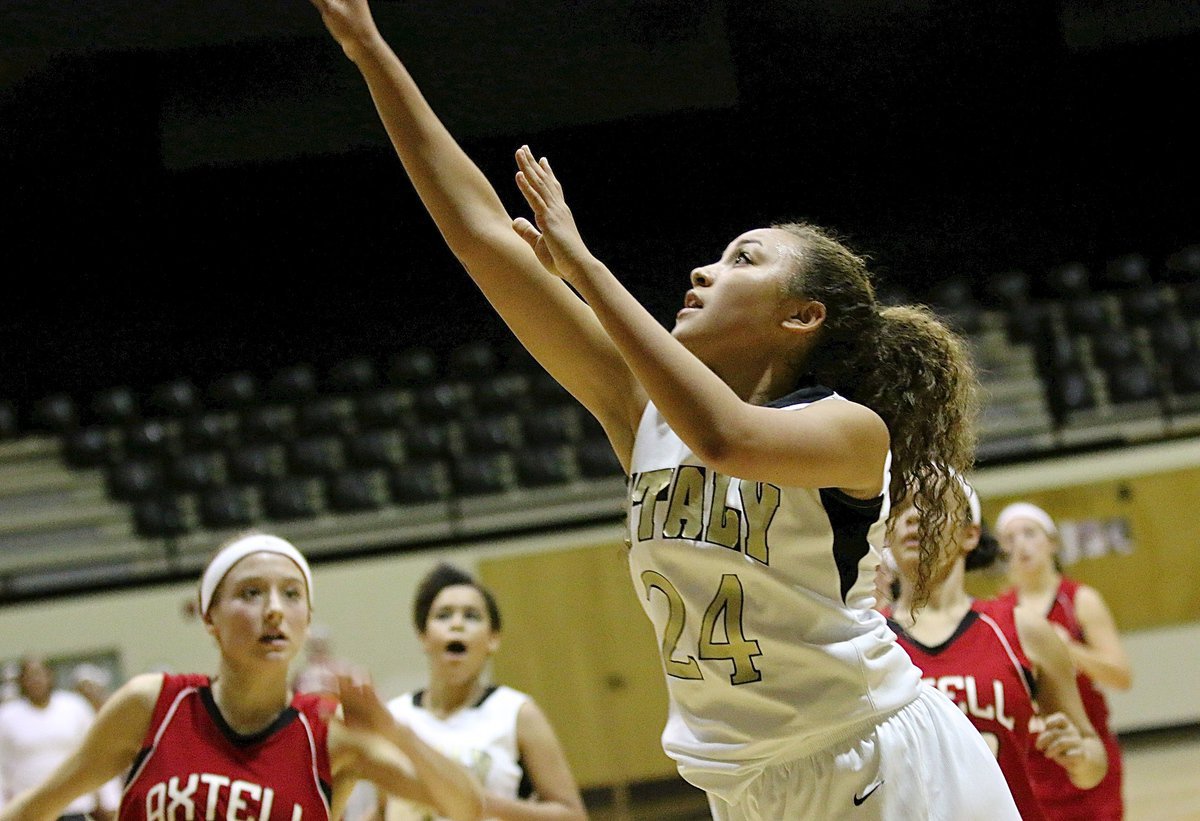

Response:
(413, 563), (502, 633)
(965, 521), (1002, 572)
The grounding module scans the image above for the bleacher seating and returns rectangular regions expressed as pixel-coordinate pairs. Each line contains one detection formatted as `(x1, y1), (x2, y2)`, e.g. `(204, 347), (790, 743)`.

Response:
(1, 241), (1197, 601)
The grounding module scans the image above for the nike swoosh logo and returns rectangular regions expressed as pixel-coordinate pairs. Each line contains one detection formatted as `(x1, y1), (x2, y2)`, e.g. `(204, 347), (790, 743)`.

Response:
(853, 779), (884, 806)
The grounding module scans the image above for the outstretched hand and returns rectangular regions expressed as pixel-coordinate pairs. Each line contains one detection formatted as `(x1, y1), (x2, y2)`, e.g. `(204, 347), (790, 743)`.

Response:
(512, 145), (596, 285)
(309, 0), (381, 59)
(327, 663), (393, 737)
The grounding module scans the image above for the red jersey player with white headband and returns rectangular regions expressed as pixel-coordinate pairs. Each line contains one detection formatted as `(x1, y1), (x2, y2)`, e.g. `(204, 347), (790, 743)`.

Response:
(0, 531), (485, 821)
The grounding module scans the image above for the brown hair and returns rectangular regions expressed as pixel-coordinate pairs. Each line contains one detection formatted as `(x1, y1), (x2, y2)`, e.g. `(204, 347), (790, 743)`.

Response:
(774, 222), (980, 607)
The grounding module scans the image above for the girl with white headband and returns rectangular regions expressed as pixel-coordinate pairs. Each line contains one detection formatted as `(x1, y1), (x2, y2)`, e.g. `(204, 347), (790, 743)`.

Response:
(884, 482), (1108, 820)
(994, 503), (1132, 820)
(0, 532), (485, 821)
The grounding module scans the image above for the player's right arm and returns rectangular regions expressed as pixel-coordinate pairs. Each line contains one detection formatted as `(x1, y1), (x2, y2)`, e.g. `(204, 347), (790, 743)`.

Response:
(308, 0), (645, 467)
(0, 673), (161, 821)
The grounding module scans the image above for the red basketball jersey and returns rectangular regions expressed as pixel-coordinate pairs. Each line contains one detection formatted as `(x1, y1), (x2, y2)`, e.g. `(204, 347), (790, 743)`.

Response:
(120, 673), (333, 821)
(995, 580), (1124, 820)
(885, 604), (1045, 821)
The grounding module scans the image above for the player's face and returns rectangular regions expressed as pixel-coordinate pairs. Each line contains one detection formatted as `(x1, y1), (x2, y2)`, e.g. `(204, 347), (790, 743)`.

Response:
(997, 517), (1057, 580)
(672, 228), (812, 357)
(885, 498), (973, 590)
(206, 552), (311, 668)
(18, 657), (53, 704)
(420, 584), (499, 683)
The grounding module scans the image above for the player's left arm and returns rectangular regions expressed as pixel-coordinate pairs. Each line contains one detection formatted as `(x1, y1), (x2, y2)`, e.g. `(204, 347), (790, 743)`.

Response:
(1063, 585), (1132, 691)
(1017, 609), (1108, 790)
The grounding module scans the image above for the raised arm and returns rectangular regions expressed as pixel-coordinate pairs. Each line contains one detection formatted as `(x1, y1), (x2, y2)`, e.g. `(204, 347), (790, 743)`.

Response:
(308, 0), (645, 465)
(1016, 609), (1108, 790)
(0, 674), (160, 821)
(512, 147), (888, 494)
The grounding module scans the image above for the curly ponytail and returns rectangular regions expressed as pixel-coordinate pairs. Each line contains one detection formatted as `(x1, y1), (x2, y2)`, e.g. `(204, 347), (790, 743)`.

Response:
(774, 222), (981, 608)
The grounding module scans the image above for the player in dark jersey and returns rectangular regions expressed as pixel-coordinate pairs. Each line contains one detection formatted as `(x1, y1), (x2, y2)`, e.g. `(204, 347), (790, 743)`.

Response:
(884, 481), (1109, 820)
(0, 533), (485, 821)
(995, 502), (1131, 820)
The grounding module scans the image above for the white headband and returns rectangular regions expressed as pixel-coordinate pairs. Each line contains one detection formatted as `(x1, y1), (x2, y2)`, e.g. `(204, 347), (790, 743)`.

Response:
(995, 502), (1057, 538)
(199, 534), (313, 616)
(948, 468), (981, 526)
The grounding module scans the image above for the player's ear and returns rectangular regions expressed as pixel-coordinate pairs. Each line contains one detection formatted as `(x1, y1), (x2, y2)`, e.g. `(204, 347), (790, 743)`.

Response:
(782, 299), (826, 333)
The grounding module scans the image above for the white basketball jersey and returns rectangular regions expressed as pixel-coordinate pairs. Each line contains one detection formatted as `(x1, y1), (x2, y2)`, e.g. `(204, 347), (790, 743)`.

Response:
(626, 385), (922, 802)
(384, 685), (528, 821)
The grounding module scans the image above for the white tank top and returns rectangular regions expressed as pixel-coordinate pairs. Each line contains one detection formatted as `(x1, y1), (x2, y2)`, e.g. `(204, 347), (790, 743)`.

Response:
(626, 385), (922, 802)
(384, 685), (529, 821)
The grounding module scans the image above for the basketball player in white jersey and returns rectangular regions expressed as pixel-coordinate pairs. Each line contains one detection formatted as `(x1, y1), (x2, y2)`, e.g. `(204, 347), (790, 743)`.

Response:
(381, 564), (585, 821)
(309, 1), (1018, 816)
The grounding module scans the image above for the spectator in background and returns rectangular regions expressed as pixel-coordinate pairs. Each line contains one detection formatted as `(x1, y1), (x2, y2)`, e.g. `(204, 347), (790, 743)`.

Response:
(293, 622), (340, 698)
(995, 503), (1132, 820)
(69, 664), (122, 820)
(0, 656), (109, 820)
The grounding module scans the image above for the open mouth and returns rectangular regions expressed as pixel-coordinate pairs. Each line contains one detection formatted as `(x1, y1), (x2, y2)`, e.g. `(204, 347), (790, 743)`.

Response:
(260, 633), (286, 645)
(445, 640), (467, 655)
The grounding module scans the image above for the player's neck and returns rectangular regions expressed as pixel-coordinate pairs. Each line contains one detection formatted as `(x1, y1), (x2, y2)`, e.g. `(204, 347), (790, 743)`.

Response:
(211, 665), (292, 735)
(425, 676), (488, 719)
(1015, 567), (1060, 597)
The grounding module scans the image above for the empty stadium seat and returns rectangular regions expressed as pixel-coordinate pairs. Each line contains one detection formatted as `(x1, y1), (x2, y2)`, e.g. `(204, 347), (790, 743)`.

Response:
(287, 436), (346, 476)
(326, 357), (380, 394)
(473, 373), (529, 413)
(107, 459), (165, 501)
(447, 342), (498, 380)
(452, 453), (517, 495)
(389, 460), (453, 504)
(1122, 285), (1175, 327)
(168, 451), (228, 492)
(516, 445), (579, 487)
(356, 388), (415, 430)
(92, 386), (139, 426)
(345, 429), (406, 468)
(983, 269), (1031, 308)
(208, 371), (259, 410)
(414, 382), (471, 421)
(124, 419), (180, 459)
(148, 379), (201, 418)
(1045, 261), (1091, 298)
(183, 412), (240, 451)
(1047, 368), (1097, 417)
(1107, 361), (1160, 405)
(1102, 253), (1152, 290)
(262, 476), (325, 520)
(62, 426), (120, 468)
(241, 405), (298, 443)
(0, 401), (16, 439)
(132, 495), (196, 538)
(298, 396), (357, 436)
(577, 438), (623, 478)
(1089, 328), (1140, 367)
(389, 348), (439, 386)
(1062, 295), (1117, 335)
(521, 405), (581, 445)
(31, 394), (78, 433)
(267, 363), (319, 401)
(461, 415), (520, 454)
(227, 443), (289, 484)
(198, 486), (261, 529)
(327, 469), (391, 512)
